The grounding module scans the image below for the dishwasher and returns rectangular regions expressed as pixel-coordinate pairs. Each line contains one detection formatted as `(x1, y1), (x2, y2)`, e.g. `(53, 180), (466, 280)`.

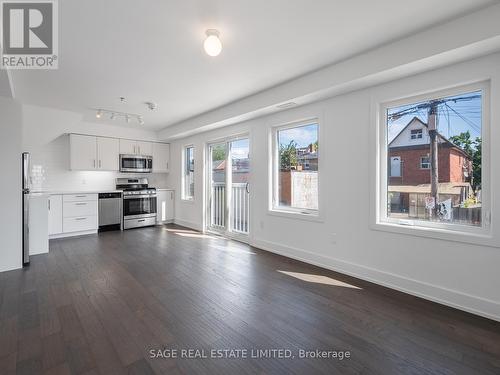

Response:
(98, 192), (122, 232)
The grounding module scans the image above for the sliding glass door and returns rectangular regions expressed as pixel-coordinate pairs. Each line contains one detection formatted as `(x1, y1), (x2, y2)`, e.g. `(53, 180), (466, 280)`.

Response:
(207, 137), (250, 237)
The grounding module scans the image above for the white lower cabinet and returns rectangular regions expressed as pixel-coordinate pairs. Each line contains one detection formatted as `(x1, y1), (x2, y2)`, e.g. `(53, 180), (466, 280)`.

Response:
(63, 216), (98, 233)
(29, 194), (49, 255)
(156, 190), (174, 223)
(49, 193), (98, 238)
(48, 195), (63, 235)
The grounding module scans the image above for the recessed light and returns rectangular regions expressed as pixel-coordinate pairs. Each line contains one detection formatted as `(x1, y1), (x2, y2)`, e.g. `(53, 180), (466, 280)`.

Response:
(96, 109), (103, 118)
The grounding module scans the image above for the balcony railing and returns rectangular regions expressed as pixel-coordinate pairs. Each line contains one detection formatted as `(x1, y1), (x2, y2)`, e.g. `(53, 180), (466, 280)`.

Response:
(211, 183), (249, 234)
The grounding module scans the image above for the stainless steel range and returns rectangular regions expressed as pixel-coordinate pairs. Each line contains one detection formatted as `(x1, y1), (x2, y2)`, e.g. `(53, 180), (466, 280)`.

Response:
(116, 178), (157, 229)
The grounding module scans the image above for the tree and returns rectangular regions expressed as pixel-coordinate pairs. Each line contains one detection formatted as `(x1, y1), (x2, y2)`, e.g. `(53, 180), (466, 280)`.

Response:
(449, 131), (481, 190)
(212, 145), (226, 161)
(279, 141), (298, 171)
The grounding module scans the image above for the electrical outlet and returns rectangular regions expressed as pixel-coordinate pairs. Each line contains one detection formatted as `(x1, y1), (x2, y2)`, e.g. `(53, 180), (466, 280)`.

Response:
(330, 233), (337, 244)
(81, 179), (87, 185)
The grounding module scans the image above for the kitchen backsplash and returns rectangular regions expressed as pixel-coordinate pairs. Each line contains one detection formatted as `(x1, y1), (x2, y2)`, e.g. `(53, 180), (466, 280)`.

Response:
(29, 134), (169, 192)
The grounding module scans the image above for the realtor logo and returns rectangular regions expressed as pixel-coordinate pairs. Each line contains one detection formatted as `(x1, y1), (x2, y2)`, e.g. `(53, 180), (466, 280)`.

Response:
(1, 0), (58, 69)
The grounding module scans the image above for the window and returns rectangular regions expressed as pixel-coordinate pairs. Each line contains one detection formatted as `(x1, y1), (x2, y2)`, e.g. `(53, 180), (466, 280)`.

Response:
(410, 129), (423, 139)
(182, 146), (195, 200)
(380, 83), (487, 233)
(420, 156), (430, 169)
(272, 120), (319, 215)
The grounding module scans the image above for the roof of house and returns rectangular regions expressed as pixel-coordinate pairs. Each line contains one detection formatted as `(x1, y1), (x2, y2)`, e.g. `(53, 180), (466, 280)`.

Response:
(388, 117), (471, 159)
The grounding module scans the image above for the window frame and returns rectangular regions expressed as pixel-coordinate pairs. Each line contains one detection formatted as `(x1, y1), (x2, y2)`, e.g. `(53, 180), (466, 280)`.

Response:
(181, 145), (195, 202)
(410, 129), (423, 140)
(270, 118), (321, 219)
(374, 81), (492, 243)
(420, 156), (430, 170)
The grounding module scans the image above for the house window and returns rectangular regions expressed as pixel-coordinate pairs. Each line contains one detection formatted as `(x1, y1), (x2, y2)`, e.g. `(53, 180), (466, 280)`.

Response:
(272, 120), (319, 215)
(380, 83), (487, 232)
(182, 146), (195, 200)
(410, 129), (423, 139)
(420, 156), (430, 169)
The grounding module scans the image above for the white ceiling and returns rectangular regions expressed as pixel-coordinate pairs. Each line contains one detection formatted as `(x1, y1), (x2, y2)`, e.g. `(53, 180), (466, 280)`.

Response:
(9, 0), (496, 130)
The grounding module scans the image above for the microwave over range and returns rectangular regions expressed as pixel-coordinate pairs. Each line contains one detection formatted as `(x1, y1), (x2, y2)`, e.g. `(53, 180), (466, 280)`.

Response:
(119, 154), (153, 173)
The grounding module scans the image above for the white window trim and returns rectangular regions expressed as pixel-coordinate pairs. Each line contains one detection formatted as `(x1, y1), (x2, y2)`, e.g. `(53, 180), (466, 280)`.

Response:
(269, 118), (321, 219)
(181, 145), (195, 202)
(420, 156), (430, 170)
(371, 80), (496, 247)
(410, 129), (423, 140)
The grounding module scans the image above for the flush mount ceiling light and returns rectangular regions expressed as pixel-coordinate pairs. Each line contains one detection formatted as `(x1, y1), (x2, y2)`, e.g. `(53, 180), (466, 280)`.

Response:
(203, 29), (222, 57)
(93, 109), (144, 125)
(145, 101), (157, 111)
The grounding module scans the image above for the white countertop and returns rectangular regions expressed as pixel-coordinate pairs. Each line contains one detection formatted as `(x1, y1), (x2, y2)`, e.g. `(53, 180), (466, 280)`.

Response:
(31, 190), (123, 195)
(31, 188), (174, 195)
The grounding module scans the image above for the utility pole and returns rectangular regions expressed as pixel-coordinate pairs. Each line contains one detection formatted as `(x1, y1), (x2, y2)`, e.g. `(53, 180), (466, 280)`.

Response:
(428, 101), (439, 219)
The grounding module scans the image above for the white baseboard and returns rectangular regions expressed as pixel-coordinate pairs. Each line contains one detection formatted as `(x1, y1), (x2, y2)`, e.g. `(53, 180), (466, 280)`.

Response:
(251, 238), (500, 322)
(173, 218), (203, 231)
(49, 229), (97, 240)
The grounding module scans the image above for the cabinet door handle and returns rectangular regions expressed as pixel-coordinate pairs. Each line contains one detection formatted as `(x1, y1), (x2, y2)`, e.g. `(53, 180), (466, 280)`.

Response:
(75, 217), (87, 221)
(75, 203), (87, 206)
(75, 195), (86, 198)
(99, 160), (102, 168)
(48, 200), (51, 211)
(93, 159), (96, 168)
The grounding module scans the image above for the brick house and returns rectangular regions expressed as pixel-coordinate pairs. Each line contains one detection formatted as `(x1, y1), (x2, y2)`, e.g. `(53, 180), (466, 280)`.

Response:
(388, 117), (473, 216)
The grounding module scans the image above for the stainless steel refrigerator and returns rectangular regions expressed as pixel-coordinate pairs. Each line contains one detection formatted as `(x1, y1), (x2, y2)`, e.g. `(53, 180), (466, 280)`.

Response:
(22, 152), (31, 267)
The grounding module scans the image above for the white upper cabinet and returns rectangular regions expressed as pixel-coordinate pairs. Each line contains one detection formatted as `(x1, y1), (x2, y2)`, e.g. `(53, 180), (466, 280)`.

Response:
(97, 137), (119, 170)
(119, 139), (153, 156)
(152, 143), (170, 173)
(70, 134), (119, 171)
(69, 134), (161, 171)
(70, 134), (97, 170)
(137, 141), (153, 156)
(119, 139), (137, 155)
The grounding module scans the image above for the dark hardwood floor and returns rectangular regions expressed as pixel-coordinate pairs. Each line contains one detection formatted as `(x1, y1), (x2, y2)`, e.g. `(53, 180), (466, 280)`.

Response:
(1, 224), (500, 374)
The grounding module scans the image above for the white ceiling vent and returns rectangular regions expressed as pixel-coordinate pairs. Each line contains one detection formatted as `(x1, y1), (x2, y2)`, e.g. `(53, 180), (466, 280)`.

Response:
(276, 102), (297, 109)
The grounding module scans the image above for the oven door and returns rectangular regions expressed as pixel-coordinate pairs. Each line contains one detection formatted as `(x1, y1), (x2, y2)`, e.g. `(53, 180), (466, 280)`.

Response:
(123, 195), (157, 219)
(120, 155), (152, 173)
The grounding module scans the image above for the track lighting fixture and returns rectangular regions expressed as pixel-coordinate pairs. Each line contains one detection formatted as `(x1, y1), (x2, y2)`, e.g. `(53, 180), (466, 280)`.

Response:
(93, 109), (144, 125)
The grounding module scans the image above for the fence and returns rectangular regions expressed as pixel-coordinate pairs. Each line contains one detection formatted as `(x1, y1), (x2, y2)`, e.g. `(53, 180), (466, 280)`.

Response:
(211, 183), (249, 234)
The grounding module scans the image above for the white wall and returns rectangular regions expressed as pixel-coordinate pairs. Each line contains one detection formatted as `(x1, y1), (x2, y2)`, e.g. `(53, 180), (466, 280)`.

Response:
(0, 97), (23, 272)
(166, 53), (500, 321)
(23, 105), (170, 192)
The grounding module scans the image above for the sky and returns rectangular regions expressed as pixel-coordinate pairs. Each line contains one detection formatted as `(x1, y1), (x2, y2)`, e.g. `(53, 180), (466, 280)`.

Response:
(387, 91), (482, 143)
(231, 138), (249, 160)
(278, 123), (318, 148)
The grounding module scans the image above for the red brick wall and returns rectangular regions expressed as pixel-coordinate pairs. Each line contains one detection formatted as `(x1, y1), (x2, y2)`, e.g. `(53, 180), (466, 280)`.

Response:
(389, 147), (460, 185)
(449, 149), (470, 183)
